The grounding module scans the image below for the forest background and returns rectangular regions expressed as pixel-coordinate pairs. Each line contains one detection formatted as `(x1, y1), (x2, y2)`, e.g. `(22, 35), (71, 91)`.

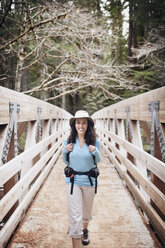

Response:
(0, 0), (165, 115)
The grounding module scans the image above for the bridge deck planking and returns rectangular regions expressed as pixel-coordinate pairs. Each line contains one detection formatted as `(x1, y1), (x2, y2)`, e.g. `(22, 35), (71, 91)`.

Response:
(7, 150), (161, 248)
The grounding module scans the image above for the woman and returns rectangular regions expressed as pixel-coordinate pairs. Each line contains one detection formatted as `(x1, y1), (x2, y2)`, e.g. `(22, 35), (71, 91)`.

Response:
(62, 110), (101, 248)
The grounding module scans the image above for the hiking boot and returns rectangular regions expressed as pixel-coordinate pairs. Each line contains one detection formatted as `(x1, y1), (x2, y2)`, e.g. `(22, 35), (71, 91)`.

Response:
(82, 229), (90, 246)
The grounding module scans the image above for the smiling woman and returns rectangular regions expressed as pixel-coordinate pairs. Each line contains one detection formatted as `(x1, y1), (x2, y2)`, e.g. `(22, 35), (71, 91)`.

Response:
(62, 110), (101, 248)
(75, 118), (88, 139)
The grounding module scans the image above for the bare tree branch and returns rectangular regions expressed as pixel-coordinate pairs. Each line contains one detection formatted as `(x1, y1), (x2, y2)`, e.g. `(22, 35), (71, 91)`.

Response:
(0, 10), (71, 51)
(45, 83), (92, 101)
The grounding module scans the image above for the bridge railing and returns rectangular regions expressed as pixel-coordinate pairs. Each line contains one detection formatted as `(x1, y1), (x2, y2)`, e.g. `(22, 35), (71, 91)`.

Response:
(0, 86), (72, 247)
(92, 87), (165, 245)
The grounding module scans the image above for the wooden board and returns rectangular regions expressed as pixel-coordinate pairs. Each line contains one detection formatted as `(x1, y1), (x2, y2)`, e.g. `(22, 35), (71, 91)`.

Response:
(0, 86), (72, 124)
(92, 87), (165, 123)
(98, 129), (165, 182)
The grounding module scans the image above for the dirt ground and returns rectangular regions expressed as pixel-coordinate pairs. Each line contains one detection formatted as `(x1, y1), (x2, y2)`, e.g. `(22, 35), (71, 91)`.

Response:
(7, 150), (162, 248)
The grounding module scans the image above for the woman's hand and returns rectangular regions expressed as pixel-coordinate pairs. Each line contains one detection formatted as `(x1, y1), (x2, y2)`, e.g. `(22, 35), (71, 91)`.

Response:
(88, 145), (96, 153)
(65, 143), (73, 152)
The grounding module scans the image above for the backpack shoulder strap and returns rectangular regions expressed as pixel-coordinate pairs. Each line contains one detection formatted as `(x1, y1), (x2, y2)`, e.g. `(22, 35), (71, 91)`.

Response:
(92, 154), (97, 166)
(66, 137), (70, 164)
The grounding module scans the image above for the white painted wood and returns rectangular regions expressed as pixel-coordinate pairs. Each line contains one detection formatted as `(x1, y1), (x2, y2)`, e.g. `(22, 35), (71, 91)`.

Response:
(0, 86), (72, 247)
(1, 86), (165, 246)
(103, 145), (165, 245)
(102, 136), (165, 214)
(117, 119), (126, 158)
(92, 86), (165, 123)
(131, 120), (149, 200)
(124, 169), (165, 245)
(0, 86), (72, 124)
(99, 128), (165, 182)
(0, 146), (62, 248)
(0, 130), (65, 185)
(0, 139), (63, 222)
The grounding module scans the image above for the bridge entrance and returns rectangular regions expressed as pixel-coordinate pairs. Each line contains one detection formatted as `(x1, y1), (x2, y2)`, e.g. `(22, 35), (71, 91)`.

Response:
(0, 86), (165, 247)
(7, 151), (161, 248)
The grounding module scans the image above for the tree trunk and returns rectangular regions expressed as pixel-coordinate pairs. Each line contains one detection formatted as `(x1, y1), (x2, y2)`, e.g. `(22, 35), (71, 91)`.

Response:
(117, 0), (122, 64)
(21, 61), (28, 92)
(96, 0), (101, 12)
(14, 3), (27, 92)
(128, 0), (137, 58)
(62, 93), (66, 110)
(68, 94), (74, 114)
(15, 43), (24, 92)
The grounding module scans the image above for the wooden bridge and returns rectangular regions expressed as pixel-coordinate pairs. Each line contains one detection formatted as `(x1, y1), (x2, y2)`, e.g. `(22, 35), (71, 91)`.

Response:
(0, 86), (165, 248)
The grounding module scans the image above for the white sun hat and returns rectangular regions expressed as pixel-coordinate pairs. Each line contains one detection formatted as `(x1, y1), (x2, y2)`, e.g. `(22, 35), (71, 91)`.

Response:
(69, 110), (94, 127)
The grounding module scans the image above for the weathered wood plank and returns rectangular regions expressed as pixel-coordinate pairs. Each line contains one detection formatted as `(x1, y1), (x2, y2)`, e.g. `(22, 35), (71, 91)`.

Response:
(0, 86), (72, 124)
(98, 128), (165, 182)
(0, 146), (62, 248)
(92, 87), (165, 122)
(0, 130), (67, 185)
(103, 145), (165, 245)
(101, 136), (165, 215)
(0, 139), (62, 222)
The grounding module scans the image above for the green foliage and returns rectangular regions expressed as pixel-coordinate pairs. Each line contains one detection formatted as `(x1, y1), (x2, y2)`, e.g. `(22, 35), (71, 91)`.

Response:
(18, 131), (26, 153)
(0, 0), (164, 114)
(81, 89), (109, 116)
(140, 125), (151, 153)
(27, 64), (41, 90)
(102, 0), (126, 64)
(130, 70), (156, 86)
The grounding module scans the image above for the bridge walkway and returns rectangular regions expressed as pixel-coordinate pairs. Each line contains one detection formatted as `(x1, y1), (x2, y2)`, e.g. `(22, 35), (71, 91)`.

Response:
(7, 150), (161, 248)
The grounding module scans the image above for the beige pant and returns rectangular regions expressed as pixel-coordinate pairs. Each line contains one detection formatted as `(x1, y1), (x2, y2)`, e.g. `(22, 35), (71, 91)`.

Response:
(66, 184), (95, 238)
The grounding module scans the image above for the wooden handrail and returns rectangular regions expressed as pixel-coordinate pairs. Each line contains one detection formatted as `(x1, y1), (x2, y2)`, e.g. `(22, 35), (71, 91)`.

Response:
(92, 87), (165, 245)
(0, 86), (71, 247)
(0, 130), (66, 186)
(0, 86), (165, 246)
(0, 86), (70, 124)
(92, 86), (165, 122)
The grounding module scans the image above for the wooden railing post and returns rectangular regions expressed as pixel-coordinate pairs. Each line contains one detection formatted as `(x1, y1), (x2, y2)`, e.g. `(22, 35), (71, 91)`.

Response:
(117, 119), (126, 161)
(92, 86), (165, 245)
(0, 86), (72, 247)
(0, 102), (21, 221)
(148, 100), (165, 221)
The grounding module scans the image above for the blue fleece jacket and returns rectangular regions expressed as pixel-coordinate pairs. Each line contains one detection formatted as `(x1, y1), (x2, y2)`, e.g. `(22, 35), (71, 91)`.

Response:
(62, 137), (101, 187)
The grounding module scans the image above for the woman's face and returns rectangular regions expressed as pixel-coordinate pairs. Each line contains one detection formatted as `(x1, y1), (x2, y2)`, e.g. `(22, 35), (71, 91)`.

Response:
(75, 118), (88, 136)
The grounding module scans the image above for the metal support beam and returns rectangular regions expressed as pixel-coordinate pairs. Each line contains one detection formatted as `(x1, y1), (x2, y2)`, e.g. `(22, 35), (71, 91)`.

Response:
(1, 102), (20, 164)
(148, 100), (165, 162)
(35, 107), (42, 142)
(125, 106), (133, 141)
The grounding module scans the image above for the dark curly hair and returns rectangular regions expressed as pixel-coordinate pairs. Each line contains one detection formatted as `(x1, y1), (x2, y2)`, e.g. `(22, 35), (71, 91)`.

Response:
(67, 119), (97, 145)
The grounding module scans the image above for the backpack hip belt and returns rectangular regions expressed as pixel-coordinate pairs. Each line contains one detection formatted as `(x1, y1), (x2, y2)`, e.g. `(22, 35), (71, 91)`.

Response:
(64, 166), (99, 194)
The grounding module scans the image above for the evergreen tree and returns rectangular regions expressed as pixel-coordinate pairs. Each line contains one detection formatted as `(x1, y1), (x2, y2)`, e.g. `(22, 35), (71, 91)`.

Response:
(102, 0), (127, 64)
(127, 0), (165, 55)
(0, 0), (164, 112)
